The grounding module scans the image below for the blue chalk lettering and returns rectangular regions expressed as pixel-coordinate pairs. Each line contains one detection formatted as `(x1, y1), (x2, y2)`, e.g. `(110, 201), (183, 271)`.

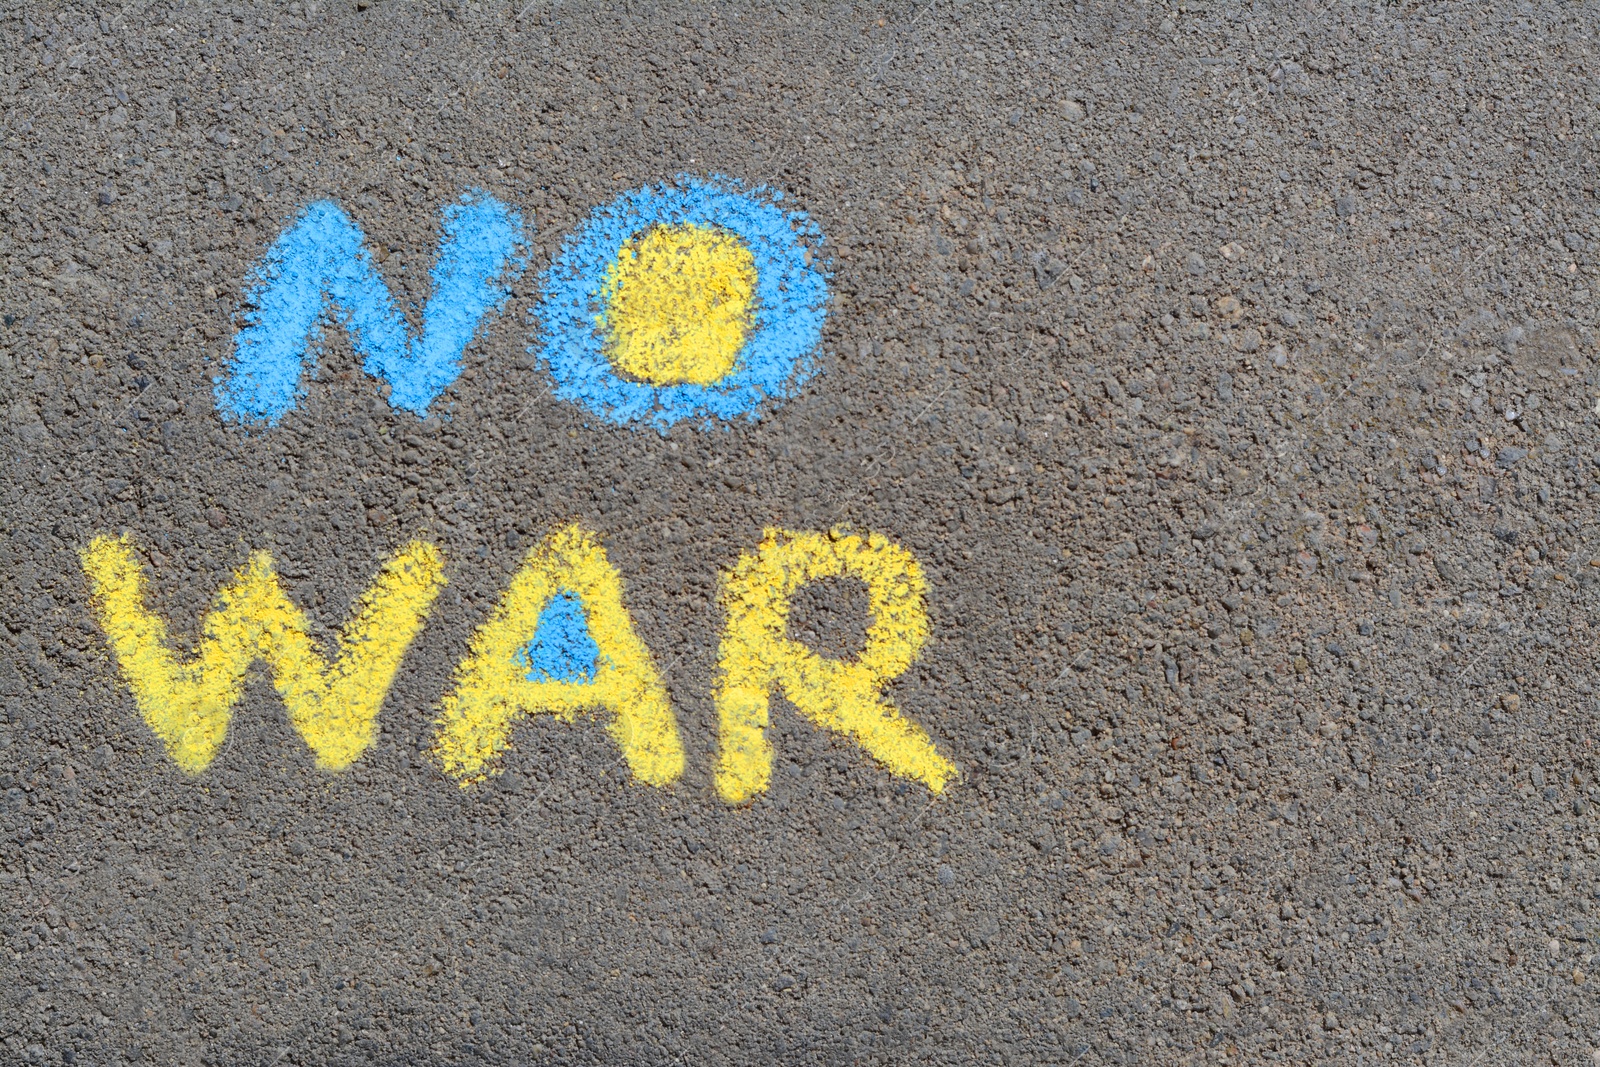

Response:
(217, 190), (528, 424)
(534, 175), (829, 429)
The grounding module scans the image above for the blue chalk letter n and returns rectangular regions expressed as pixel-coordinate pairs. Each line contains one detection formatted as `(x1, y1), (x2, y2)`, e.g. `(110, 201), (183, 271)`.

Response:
(217, 190), (529, 424)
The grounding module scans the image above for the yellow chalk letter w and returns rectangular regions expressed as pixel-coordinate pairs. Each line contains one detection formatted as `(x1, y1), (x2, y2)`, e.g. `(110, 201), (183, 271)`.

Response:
(80, 535), (445, 774)
(714, 528), (957, 804)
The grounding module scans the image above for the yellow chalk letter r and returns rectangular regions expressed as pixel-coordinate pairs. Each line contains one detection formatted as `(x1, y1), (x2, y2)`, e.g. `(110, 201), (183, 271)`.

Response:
(714, 528), (956, 803)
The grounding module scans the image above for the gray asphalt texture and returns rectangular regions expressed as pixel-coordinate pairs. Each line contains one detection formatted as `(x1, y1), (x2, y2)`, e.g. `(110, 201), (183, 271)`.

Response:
(5, 2), (1600, 1064)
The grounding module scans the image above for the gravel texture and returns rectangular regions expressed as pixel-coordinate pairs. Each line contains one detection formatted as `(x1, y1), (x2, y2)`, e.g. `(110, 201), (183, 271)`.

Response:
(4, 2), (1600, 1064)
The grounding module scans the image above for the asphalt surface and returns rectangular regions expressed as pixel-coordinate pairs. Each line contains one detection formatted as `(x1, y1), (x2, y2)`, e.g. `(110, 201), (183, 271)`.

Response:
(5, 2), (1600, 1064)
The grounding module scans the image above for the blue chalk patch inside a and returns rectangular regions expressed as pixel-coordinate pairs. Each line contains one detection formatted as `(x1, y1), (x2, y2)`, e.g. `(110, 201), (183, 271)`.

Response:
(516, 592), (601, 685)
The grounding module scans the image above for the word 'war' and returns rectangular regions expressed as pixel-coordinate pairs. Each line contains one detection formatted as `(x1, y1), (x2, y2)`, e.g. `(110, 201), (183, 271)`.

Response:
(81, 526), (955, 802)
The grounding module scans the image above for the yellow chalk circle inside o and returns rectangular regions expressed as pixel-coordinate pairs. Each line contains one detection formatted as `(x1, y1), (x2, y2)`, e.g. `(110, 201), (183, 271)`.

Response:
(598, 222), (757, 386)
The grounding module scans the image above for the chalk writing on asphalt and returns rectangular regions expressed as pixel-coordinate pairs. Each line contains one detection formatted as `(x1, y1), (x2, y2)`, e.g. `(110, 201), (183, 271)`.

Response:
(433, 524), (685, 789)
(83, 177), (943, 800)
(216, 191), (528, 424)
(534, 175), (828, 428)
(80, 535), (445, 774)
(81, 528), (951, 799)
(215, 175), (827, 430)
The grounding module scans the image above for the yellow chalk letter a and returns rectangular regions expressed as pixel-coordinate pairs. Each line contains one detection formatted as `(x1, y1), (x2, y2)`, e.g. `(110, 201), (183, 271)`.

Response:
(80, 535), (446, 774)
(714, 528), (956, 803)
(433, 524), (684, 787)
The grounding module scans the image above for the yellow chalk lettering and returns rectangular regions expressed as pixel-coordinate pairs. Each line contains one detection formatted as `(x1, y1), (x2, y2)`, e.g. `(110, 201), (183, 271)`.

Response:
(714, 528), (956, 803)
(433, 524), (684, 787)
(80, 535), (446, 774)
